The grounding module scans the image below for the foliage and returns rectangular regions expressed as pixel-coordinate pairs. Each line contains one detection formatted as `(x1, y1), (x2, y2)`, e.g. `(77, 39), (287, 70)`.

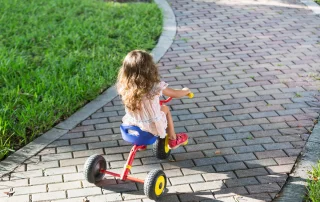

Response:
(306, 161), (320, 202)
(0, 0), (162, 159)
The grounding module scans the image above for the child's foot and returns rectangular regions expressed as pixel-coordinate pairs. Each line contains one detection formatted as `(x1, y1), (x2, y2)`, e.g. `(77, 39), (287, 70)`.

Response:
(168, 133), (188, 149)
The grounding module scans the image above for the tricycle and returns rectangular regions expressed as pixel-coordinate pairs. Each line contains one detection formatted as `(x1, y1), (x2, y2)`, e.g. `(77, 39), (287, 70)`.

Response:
(83, 93), (193, 200)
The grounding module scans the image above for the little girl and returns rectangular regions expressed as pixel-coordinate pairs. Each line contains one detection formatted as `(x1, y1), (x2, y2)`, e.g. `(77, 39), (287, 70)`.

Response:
(117, 50), (190, 149)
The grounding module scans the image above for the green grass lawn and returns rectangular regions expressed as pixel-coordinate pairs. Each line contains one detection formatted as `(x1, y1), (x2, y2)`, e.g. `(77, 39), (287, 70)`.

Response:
(307, 161), (320, 202)
(0, 0), (162, 160)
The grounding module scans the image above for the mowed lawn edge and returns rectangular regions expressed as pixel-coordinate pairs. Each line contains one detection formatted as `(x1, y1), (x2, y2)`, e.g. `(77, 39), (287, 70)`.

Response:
(0, 0), (162, 160)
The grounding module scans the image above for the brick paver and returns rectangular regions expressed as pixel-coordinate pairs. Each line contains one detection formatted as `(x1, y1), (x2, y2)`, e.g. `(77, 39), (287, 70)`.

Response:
(1, 0), (320, 201)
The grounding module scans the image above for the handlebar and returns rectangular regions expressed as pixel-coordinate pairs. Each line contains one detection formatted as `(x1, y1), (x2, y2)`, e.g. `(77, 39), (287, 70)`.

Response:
(159, 92), (194, 105)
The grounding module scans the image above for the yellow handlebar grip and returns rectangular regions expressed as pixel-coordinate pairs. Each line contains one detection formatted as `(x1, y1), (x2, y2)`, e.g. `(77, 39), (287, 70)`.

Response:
(188, 92), (194, 98)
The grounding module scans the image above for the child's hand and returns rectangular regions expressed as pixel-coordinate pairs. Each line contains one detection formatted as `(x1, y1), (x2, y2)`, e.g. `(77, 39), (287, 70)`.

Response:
(163, 87), (192, 98)
(182, 87), (191, 96)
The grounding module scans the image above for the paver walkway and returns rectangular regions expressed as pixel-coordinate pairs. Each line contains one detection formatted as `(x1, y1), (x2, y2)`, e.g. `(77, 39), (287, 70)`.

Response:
(1, 0), (320, 201)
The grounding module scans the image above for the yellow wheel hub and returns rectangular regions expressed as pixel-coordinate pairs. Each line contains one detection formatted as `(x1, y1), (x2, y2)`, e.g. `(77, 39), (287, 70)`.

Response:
(154, 175), (165, 196)
(164, 135), (170, 153)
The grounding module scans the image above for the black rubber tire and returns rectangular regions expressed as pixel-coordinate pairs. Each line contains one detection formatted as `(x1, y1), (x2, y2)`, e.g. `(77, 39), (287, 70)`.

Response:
(153, 136), (171, 159)
(83, 154), (106, 183)
(144, 169), (167, 200)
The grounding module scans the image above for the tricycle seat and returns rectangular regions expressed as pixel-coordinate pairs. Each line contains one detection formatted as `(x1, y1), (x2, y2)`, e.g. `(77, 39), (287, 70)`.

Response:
(120, 124), (157, 146)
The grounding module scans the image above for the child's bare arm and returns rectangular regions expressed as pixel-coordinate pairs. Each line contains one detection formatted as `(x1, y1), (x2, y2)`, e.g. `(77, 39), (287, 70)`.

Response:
(163, 87), (191, 98)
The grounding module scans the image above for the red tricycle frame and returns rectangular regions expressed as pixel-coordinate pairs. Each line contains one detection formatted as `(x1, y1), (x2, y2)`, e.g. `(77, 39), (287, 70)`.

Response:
(84, 92), (193, 200)
(98, 96), (173, 184)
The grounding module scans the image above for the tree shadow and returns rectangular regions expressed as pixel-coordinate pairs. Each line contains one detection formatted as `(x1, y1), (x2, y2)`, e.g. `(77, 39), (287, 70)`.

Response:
(96, 170), (304, 201)
(95, 145), (295, 202)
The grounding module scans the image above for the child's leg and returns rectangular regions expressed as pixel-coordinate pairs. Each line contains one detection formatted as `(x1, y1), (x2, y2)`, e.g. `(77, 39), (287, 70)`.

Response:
(161, 105), (176, 140)
(161, 105), (188, 149)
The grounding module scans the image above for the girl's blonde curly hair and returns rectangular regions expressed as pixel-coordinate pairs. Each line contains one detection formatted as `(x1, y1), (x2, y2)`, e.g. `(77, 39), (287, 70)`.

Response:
(117, 50), (160, 112)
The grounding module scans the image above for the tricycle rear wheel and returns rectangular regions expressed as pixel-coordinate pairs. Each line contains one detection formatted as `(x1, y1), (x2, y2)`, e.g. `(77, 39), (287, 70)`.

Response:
(144, 169), (167, 200)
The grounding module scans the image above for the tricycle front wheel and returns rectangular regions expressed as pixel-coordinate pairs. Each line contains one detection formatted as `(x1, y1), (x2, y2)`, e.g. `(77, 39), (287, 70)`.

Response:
(153, 135), (171, 159)
(83, 154), (106, 183)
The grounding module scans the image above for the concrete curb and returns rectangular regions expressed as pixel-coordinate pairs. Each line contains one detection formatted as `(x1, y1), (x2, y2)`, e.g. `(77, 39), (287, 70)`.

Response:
(0, 0), (176, 178)
(151, 0), (176, 63)
(300, 0), (320, 14)
(274, 118), (320, 202)
(275, 0), (320, 200)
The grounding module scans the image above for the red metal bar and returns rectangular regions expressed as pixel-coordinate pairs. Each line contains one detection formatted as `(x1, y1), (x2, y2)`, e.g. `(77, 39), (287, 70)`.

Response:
(160, 97), (172, 105)
(100, 170), (144, 183)
(120, 145), (145, 180)
(101, 170), (120, 178)
(126, 175), (145, 184)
